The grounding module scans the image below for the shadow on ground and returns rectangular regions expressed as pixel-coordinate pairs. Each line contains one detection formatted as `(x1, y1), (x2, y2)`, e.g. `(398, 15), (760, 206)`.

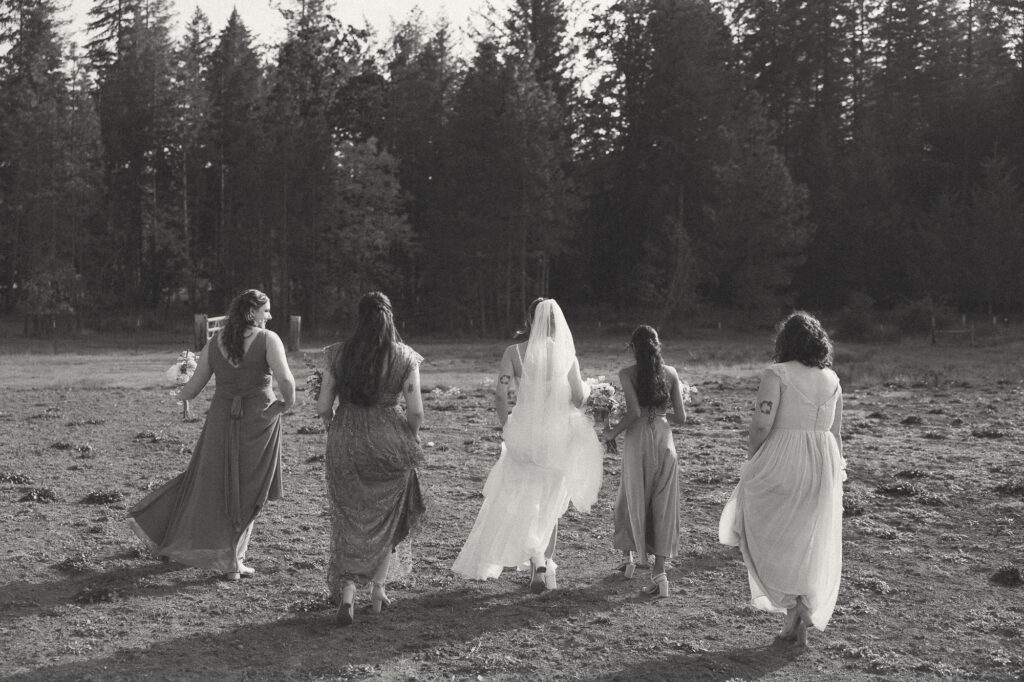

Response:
(1, 572), (806, 681)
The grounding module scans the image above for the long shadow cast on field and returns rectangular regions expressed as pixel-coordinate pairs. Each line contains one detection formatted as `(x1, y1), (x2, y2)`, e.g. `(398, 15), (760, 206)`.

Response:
(0, 562), (208, 618)
(0, 572), (796, 682)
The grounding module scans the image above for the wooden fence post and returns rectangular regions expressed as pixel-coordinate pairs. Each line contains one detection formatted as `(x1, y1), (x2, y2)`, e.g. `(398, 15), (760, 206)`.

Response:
(194, 314), (208, 350)
(288, 315), (301, 351)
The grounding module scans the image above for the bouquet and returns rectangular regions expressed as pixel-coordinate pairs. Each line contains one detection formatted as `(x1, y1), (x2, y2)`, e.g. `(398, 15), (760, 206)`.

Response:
(585, 376), (625, 453)
(679, 382), (698, 404)
(165, 350), (198, 421)
(584, 376), (622, 427)
(165, 350), (198, 385)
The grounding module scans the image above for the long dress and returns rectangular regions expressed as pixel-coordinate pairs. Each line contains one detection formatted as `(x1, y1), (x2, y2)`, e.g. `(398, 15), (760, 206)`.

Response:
(613, 371), (681, 562)
(324, 343), (426, 599)
(719, 362), (844, 630)
(453, 308), (604, 581)
(128, 329), (284, 572)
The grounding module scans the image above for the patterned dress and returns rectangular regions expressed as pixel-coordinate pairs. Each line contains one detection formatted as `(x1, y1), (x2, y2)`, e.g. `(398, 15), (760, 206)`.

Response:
(128, 329), (284, 572)
(324, 342), (426, 598)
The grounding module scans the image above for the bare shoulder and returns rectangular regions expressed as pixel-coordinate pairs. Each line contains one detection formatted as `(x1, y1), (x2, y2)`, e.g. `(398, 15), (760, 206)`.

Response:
(619, 365), (637, 383)
(263, 329), (285, 349)
(663, 364), (679, 380)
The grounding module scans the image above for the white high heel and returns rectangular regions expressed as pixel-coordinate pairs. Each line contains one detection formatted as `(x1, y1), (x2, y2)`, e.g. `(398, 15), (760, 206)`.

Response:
(545, 560), (558, 590)
(641, 572), (669, 598)
(336, 582), (356, 627)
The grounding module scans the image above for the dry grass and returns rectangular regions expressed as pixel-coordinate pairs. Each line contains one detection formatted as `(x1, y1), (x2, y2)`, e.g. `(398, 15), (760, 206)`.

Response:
(1, 333), (1023, 680)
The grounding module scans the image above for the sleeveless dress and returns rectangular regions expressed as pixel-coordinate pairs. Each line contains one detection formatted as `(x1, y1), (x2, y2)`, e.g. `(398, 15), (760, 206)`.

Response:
(324, 342), (426, 598)
(613, 370), (680, 562)
(128, 329), (284, 572)
(719, 362), (844, 629)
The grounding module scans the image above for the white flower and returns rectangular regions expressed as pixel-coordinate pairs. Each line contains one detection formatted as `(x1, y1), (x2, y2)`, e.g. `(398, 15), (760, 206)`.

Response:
(165, 350), (198, 385)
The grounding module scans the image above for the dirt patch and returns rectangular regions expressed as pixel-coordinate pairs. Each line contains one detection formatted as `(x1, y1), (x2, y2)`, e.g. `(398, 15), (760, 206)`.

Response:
(1, 343), (1023, 680)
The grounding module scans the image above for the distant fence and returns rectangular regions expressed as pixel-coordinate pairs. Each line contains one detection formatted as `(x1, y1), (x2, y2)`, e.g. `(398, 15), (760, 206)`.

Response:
(24, 313), (78, 337)
(930, 315), (992, 346)
(193, 313), (301, 351)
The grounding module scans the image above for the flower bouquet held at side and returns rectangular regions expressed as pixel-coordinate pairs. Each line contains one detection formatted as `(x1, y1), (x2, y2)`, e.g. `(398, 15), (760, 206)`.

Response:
(585, 376), (624, 452)
(166, 350), (198, 420)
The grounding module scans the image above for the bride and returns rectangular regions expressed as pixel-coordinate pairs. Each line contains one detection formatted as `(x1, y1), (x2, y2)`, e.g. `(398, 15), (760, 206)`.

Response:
(452, 299), (604, 591)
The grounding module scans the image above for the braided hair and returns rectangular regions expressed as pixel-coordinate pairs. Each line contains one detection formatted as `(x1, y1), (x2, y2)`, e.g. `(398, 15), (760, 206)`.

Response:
(773, 311), (834, 368)
(631, 325), (669, 409)
(334, 291), (402, 407)
(221, 289), (269, 365)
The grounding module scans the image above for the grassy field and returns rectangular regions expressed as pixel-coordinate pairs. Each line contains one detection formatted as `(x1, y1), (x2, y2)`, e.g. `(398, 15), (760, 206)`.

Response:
(1, 330), (1023, 681)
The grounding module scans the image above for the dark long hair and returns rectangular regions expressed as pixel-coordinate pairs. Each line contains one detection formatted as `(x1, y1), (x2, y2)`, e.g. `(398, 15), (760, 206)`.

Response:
(222, 289), (269, 365)
(631, 325), (669, 409)
(513, 297), (546, 339)
(334, 291), (401, 406)
(773, 311), (834, 368)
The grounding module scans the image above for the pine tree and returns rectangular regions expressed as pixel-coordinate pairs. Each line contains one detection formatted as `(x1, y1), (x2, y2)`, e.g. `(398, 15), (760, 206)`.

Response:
(204, 9), (266, 305)
(174, 8), (214, 309)
(0, 0), (96, 317)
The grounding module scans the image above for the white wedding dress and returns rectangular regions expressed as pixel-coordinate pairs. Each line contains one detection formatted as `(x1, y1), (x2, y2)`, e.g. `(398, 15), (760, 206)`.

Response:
(453, 300), (604, 579)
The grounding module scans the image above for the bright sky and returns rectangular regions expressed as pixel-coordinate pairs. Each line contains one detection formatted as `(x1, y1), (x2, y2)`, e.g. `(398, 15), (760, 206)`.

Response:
(63, 0), (504, 49)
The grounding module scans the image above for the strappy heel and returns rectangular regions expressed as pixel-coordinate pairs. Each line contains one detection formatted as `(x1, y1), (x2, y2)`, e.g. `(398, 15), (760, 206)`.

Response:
(336, 582), (356, 627)
(370, 581), (391, 614)
(641, 572), (669, 598)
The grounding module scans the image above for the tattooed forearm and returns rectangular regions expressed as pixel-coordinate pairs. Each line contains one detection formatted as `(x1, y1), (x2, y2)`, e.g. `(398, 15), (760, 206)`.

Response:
(758, 400), (774, 415)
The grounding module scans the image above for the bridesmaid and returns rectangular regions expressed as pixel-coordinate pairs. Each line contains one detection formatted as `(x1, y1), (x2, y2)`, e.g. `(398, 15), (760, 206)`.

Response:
(719, 311), (845, 645)
(317, 292), (426, 626)
(601, 325), (687, 597)
(129, 289), (295, 581)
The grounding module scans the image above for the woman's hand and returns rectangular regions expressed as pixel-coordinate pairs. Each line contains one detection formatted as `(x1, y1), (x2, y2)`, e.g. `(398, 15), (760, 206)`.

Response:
(261, 400), (286, 420)
(600, 428), (614, 442)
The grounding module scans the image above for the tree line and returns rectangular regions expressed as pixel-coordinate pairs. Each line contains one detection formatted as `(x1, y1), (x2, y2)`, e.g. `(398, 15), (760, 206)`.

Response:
(2, 0), (1023, 335)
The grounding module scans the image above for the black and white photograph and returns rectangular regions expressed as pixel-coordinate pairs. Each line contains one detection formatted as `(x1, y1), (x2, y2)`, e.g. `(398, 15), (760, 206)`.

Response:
(1, 0), (1023, 679)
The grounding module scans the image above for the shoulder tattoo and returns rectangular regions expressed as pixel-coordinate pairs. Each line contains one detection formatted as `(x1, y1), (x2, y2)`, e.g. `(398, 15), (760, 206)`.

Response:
(758, 400), (774, 415)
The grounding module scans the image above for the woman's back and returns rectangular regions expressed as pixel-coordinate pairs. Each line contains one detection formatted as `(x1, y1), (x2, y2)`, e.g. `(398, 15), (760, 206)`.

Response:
(332, 342), (417, 408)
(770, 361), (840, 432)
(210, 330), (272, 392)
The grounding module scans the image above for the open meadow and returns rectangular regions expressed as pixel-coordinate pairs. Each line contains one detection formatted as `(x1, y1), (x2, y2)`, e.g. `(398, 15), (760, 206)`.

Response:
(1, 330), (1023, 681)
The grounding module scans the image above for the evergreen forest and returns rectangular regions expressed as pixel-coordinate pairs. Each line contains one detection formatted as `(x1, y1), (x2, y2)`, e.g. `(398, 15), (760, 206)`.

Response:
(2, 0), (1024, 335)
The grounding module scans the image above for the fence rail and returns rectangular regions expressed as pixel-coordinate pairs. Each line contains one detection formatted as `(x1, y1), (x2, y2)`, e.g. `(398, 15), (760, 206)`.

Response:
(193, 314), (301, 351)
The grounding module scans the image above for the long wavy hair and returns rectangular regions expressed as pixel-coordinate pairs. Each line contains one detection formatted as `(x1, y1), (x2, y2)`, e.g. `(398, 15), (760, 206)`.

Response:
(513, 297), (546, 340)
(773, 311), (834, 368)
(631, 325), (669, 409)
(334, 291), (402, 406)
(221, 289), (269, 365)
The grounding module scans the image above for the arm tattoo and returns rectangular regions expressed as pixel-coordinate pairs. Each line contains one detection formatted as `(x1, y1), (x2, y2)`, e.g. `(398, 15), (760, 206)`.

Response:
(758, 400), (774, 415)
(499, 375), (511, 385)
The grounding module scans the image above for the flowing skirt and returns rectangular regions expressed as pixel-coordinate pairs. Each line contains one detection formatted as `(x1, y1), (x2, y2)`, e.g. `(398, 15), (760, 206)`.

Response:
(128, 389), (283, 572)
(453, 411), (603, 580)
(613, 415), (680, 560)
(719, 428), (844, 629)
